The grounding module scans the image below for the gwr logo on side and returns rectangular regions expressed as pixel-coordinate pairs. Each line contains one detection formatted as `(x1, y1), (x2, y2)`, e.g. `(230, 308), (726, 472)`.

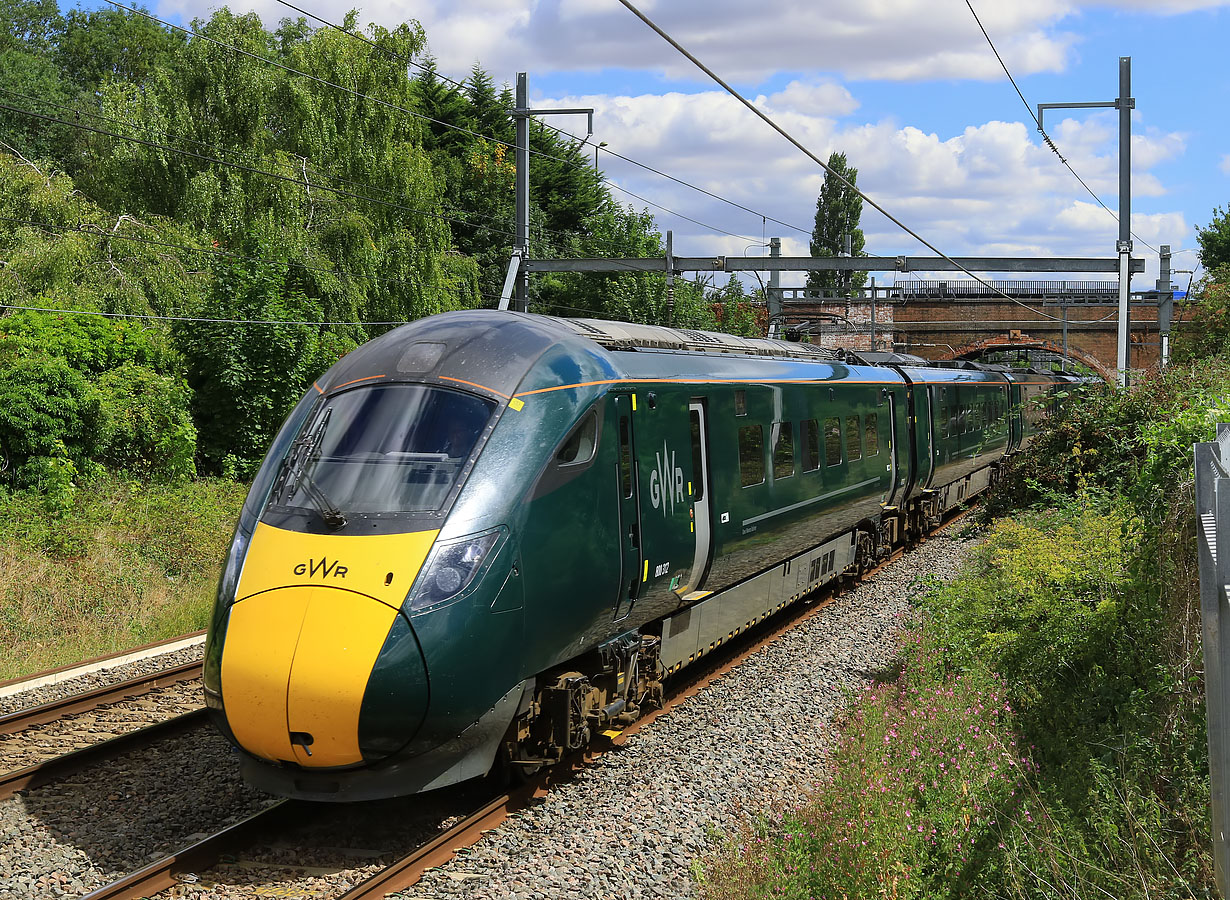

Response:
(294, 557), (348, 579)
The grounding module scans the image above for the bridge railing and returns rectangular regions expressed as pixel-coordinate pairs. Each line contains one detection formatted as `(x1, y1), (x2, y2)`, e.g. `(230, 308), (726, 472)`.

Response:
(1196, 422), (1230, 894)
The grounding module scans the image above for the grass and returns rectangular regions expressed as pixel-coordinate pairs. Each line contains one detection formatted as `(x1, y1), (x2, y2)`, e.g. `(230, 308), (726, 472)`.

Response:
(0, 473), (246, 680)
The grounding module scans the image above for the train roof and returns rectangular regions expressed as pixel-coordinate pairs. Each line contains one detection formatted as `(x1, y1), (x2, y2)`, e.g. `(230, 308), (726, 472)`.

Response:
(556, 317), (842, 362)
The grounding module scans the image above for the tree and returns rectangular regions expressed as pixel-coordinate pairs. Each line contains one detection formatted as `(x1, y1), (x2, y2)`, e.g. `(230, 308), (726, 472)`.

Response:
(1197, 206), (1230, 270)
(807, 151), (866, 297)
(1172, 268), (1230, 364)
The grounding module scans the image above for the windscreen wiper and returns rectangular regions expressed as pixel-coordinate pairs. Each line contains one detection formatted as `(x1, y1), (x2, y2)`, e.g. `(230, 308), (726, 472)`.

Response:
(281, 408), (347, 529)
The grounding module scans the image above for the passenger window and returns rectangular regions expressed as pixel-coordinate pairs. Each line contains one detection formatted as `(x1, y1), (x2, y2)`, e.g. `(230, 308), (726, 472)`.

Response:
(824, 417), (842, 466)
(738, 425), (764, 487)
(557, 411), (597, 466)
(618, 416), (633, 498)
(802, 419), (820, 472)
(689, 410), (705, 502)
(772, 422), (794, 480)
(865, 413), (879, 457)
(735, 390), (747, 417)
(846, 416), (861, 461)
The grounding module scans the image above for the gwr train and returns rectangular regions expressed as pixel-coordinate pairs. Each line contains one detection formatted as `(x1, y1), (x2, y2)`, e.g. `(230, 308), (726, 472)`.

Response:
(203, 311), (1079, 800)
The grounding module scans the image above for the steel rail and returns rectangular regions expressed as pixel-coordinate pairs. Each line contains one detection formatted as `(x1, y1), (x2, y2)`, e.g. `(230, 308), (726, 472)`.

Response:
(78, 800), (305, 900)
(0, 660), (203, 737)
(0, 709), (208, 801)
(72, 503), (980, 900)
(334, 502), (981, 896)
(0, 631), (205, 693)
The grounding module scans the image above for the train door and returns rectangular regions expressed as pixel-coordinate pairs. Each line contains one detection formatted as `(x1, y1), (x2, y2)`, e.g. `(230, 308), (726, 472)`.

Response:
(884, 394), (900, 506)
(611, 393), (642, 622)
(682, 400), (713, 594)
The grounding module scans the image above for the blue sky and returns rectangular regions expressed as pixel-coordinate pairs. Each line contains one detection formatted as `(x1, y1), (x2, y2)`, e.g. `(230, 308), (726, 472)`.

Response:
(145, 0), (1230, 289)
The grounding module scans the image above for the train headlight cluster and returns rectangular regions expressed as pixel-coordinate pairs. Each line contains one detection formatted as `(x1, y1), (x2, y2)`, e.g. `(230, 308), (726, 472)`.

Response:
(408, 527), (505, 611)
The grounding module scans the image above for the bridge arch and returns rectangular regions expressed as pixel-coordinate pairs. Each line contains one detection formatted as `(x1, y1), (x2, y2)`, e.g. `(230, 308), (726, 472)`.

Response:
(934, 334), (1115, 383)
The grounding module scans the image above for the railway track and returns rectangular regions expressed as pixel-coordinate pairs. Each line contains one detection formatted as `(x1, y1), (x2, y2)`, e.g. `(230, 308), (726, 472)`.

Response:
(76, 506), (979, 900)
(0, 653), (206, 801)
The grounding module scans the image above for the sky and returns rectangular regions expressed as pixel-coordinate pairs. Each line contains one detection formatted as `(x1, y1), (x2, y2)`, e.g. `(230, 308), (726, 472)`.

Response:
(147, 0), (1230, 290)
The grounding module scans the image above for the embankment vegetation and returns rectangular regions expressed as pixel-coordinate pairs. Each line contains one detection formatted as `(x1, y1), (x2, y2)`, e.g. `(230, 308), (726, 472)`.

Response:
(700, 333), (1230, 894)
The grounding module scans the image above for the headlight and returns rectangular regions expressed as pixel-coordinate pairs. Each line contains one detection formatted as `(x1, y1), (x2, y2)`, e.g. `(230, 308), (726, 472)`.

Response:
(407, 528), (504, 611)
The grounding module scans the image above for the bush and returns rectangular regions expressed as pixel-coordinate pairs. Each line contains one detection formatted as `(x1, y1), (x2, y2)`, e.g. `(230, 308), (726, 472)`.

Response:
(0, 308), (175, 375)
(97, 362), (196, 479)
(0, 351), (104, 472)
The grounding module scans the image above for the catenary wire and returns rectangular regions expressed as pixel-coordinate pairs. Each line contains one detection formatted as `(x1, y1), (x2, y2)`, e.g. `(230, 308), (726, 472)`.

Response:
(615, 0), (1094, 325)
(963, 0), (1160, 255)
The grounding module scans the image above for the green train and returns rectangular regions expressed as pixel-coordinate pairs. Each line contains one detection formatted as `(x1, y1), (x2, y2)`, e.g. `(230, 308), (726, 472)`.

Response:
(203, 311), (1079, 800)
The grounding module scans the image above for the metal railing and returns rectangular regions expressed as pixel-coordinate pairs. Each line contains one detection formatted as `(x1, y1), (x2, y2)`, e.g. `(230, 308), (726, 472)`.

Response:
(1196, 422), (1230, 894)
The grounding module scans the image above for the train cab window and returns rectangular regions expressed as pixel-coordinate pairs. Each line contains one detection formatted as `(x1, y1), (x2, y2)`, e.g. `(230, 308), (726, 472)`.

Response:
(619, 416), (633, 498)
(824, 417), (842, 466)
(864, 413), (879, 457)
(772, 422), (794, 480)
(845, 416), (862, 461)
(556, 411), (597, 466)
(735, 390), (747, 416)
(266, 383), (495, 517)
(738, 425), (765, 487)
(801, 419), (820, 472)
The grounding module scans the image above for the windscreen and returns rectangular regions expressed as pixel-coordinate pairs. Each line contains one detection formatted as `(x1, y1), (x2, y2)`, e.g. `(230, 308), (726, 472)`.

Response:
(267, 383), (495, 519)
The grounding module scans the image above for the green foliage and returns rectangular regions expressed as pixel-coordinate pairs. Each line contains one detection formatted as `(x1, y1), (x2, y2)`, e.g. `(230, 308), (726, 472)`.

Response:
(1172, 268), (1230, 364)
(97, 363), (196, 479)
(701, 654), (1028, 900)
(176, 251), (351, 476)
(0, 309), (173, 374)
(806, 151), (867, 296)
(0, 351), (103, 472)
(705, 358), (1228, 899)
(1196, 206), (1230, 270)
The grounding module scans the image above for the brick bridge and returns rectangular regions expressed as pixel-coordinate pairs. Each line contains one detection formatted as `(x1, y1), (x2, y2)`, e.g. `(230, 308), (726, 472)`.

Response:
(776, 280), (1165, 381)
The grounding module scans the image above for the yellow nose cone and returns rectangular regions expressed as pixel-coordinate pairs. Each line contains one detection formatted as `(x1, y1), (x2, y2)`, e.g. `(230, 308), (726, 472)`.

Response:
(222, 586), (399, 767)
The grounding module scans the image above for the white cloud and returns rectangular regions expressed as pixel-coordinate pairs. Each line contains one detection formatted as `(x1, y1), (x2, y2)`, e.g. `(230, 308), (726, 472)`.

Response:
(538, 86), (1188, 292)
(159, 0), (1080, 83)
(1221, 154), (1230, 175)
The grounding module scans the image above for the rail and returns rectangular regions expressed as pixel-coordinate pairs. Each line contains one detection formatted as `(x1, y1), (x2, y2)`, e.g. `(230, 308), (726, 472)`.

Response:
(1196, 422), (1230, 895)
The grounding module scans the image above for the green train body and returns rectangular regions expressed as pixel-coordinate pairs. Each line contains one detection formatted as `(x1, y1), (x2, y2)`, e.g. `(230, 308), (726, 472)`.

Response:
(203, 311), (1079, 800)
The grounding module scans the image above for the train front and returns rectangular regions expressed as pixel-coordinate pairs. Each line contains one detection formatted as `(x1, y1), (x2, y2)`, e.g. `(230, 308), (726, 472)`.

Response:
(202, 311), (607, 800)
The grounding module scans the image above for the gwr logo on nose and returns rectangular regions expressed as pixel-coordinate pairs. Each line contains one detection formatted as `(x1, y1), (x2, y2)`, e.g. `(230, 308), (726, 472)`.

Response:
(294, 557), (349, 579)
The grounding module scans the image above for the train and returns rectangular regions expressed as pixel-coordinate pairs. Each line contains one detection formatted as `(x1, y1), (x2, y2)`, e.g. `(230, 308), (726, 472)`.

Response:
(202, 310), (1082, 800)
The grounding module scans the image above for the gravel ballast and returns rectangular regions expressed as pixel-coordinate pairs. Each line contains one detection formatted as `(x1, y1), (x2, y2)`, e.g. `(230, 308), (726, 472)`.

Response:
(0, 644), (205, 718)
(396, 531), (976, 900)
(0, 530), (975, 899)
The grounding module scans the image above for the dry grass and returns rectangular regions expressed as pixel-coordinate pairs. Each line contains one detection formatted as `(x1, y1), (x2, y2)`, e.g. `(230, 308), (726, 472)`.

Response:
(0, 475), (246, 680)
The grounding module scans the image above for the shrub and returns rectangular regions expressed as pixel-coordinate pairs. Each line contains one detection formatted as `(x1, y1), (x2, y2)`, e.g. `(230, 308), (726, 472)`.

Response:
(0, 351), (104, 472)
(97, 362), (196, 479)
(0, 308), (174, 375)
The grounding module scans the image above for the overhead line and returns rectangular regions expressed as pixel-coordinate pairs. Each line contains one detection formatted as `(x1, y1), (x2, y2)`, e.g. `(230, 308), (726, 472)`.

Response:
(615, 0), (1078, 324)
(963, 0), (1160, 254)
(102, 0), (759, 254)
